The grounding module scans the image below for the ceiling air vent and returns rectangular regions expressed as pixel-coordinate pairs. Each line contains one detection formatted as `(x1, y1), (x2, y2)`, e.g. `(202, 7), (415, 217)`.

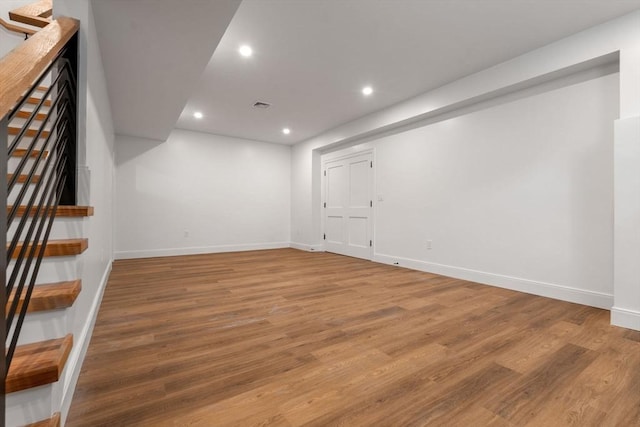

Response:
(253, 101), (271, 109)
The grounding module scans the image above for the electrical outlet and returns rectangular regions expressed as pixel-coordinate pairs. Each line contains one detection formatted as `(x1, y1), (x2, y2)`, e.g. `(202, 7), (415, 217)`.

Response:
(427, 240), (432, 250)
(184, 229), (189, 238)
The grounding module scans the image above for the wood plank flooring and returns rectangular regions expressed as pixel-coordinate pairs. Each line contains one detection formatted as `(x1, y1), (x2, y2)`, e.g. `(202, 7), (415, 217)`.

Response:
(66, 249), (640, 426)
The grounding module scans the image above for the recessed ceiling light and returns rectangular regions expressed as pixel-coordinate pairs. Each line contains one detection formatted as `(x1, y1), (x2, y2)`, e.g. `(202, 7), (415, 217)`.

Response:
(193, 111), (203, 119)
(282, 128), (291, 135)
(362, 86), (373, 96)
(239, 45), (253, 57)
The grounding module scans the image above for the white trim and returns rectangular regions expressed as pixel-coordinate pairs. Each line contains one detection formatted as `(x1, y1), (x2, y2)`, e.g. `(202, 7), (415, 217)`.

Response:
(290, 242), (324, 252)
(321, 147), (375, 163)
(114, 242), (290, 260)
(60, 260), (113, 425)
(611, 306), (640, 331)
(374, 253), (613, 310)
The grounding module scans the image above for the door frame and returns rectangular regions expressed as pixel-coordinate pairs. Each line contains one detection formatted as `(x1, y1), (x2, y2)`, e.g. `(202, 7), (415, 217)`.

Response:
(321, 148), (375, 260)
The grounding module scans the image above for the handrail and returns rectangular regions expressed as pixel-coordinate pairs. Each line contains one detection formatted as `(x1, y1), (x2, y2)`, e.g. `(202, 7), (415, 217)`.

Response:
(0, 16), (79, 118)
(11, 0), (52, 19)
(0, 17), (37, 38)
(9, 0), (52, 29)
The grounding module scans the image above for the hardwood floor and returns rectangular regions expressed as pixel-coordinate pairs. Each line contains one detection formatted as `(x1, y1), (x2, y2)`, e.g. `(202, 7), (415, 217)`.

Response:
(66, 249), (640, 426)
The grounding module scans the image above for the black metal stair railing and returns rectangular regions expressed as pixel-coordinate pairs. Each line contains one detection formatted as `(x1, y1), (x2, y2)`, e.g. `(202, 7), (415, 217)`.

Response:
(1, 28), (78, 393)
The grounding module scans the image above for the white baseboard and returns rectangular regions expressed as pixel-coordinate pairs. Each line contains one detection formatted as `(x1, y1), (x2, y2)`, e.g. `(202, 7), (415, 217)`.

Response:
(374, 253), (613, 310)
(114, 242), (290, 260)
(60, 259), (113, 425)
(290, 242), (324, 252)
(611, 306), (640, 331)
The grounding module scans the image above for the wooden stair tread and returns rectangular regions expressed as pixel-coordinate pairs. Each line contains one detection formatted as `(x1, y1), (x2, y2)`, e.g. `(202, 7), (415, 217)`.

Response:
(6, 335), (72, 393)
(9, 0), (53, 28)
(10, 148), (49, 158)
(15, 110), (48, 121)
(25, 97), (52, 107)
(8, 126), (51, 138)
(8, 205), (94, 217)
(9, 238), (88, 259)
(8, 173), (41, 184)
(24, 412), (61, 427)
(7, 279), (81, 314)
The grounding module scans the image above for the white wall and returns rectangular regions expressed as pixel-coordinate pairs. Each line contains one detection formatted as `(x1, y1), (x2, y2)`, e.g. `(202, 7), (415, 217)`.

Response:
(292, 10), (640, 330)
(324, 71), (618, 308)
(52, 0), (116, 423)
(115, 129), (291, 259)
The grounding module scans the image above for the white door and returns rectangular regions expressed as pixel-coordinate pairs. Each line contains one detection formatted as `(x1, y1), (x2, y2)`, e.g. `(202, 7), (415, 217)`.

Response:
(324, 152), (373, 260)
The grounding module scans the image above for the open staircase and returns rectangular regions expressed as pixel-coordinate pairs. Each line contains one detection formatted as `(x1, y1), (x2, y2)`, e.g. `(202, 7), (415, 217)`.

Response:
(2, 2), (93, 426)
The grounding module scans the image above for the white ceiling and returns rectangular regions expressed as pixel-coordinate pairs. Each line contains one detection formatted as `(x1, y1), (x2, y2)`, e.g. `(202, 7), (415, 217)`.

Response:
(95, 0), (640, 144)
(92, 0), (241, 141)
